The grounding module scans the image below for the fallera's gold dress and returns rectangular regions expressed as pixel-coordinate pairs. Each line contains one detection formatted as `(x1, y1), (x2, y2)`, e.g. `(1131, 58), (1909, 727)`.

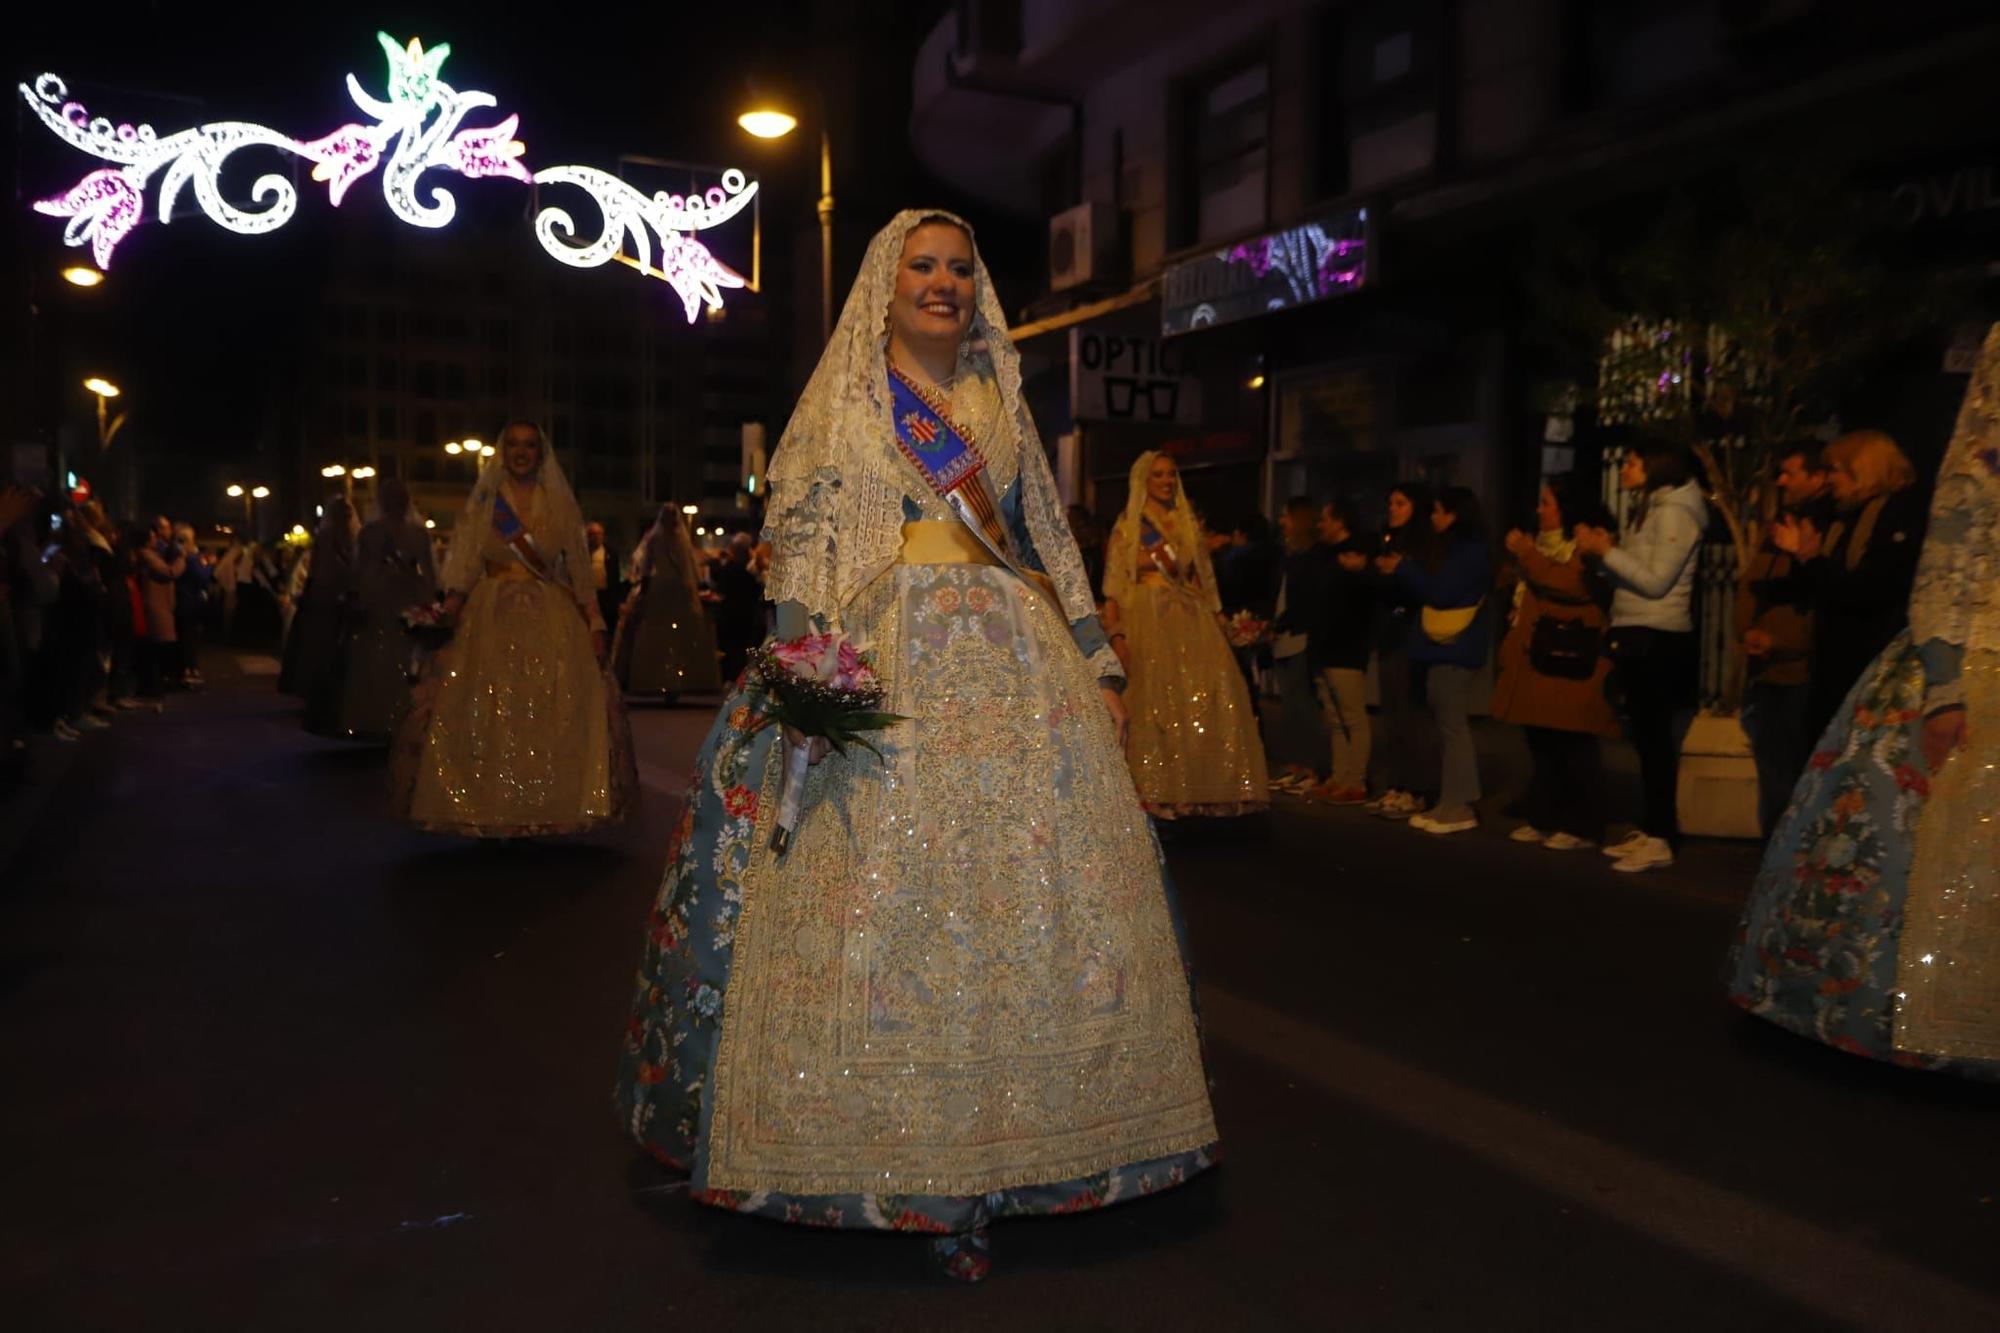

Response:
(391, 483), (635, 837)
(1110, 506), (1270, 817)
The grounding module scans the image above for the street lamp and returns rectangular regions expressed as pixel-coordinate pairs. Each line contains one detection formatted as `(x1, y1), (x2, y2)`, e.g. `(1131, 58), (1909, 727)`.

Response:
(62, 265), (104, 288)
(83, 377), (128, 451)
(225, 482), (270, 533)
(738, 102), (834, 343)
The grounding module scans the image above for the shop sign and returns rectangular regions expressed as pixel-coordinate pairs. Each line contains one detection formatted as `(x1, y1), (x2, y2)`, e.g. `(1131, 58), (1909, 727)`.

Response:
(1071, 329), (1202, 425)
(1161, 207), (1369, 336)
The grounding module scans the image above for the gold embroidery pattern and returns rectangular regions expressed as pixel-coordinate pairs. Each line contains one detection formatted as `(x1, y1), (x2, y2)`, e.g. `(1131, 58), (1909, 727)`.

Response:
(706, 562), (1215, 1196)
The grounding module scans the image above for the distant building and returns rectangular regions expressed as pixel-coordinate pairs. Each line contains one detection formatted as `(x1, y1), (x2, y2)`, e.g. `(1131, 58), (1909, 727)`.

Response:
(295, 199), (779, 555)
(912, 0), (2000, 527)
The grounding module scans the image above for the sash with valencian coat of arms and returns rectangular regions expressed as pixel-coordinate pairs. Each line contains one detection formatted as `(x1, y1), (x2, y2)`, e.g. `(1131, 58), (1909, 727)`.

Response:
(887, 365), (1056, 601)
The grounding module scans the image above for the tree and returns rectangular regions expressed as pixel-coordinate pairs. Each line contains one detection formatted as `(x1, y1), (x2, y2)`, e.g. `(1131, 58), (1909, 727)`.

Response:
(1529, 160), (1965, 704)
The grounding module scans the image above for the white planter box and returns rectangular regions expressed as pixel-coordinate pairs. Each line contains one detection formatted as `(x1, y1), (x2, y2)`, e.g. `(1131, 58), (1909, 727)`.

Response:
(1677, 711), (1762, 840)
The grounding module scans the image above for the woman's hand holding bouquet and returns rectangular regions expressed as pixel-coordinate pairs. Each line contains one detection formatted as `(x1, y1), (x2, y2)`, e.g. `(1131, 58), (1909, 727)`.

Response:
(750, 632), (904, 853)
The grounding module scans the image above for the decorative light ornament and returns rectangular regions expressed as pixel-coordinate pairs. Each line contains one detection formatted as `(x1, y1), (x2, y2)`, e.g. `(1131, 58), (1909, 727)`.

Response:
(531, 165), (755, 322)
(20, 33), (754, 322)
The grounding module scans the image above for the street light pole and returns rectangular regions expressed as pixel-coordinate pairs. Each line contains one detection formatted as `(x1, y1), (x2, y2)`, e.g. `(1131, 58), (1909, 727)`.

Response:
(818, 126), (834, 345)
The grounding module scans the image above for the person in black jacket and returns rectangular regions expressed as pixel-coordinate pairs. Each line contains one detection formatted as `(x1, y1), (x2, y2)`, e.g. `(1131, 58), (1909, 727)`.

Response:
(1307, 500), (1376, 802)
(1367, 481), (1438, 818)
(1267, 496), (1334, 786)
(1771, 429), (1926, 747)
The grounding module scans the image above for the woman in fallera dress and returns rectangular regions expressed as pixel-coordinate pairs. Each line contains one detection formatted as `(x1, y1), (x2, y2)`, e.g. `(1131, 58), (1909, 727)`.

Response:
(1727, 324), (2000, 1077)
(1103, 451), (1270, 817)
(611, 502), (722, 699)
(614, 211), (1218, 1282)
(390, 420), (635, 836)
(280, 498), (356, 703)
(317, 478), (436, 742)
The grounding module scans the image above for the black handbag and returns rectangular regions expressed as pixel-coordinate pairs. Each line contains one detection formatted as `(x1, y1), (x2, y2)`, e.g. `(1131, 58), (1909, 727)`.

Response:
(1529, 615), (1603, 680)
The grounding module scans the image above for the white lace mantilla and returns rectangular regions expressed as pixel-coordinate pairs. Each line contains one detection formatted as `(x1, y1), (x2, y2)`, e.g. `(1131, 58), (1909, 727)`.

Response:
(762, 209), (1099, 640)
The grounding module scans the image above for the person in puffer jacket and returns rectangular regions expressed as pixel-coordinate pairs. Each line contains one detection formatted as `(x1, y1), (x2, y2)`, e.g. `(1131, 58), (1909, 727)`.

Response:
(1383, 487), (1493, 836)
(1576, 443), (1709, 874)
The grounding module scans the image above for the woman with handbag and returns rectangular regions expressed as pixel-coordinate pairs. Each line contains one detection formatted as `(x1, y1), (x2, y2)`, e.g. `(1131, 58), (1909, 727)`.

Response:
(1378, 487), (1492, 834)
(1492, 480), (1619, 849)
(1574, 442), (1709, 873)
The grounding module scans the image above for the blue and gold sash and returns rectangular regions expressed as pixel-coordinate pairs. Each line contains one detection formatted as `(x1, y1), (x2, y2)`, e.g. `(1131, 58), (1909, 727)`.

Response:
(888, 366), (1017, 562)
(492, 489), (552, 579)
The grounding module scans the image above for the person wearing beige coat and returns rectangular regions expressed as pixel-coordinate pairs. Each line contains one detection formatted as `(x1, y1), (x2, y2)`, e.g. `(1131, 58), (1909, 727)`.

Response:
(1491, 481), (1619, 850)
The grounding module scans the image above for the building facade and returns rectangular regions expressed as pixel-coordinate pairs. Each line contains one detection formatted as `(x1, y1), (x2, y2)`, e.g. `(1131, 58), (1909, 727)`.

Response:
(911, 0), (2000, 532)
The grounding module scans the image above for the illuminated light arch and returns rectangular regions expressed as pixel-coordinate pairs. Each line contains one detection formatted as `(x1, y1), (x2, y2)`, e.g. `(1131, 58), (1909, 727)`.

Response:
(531, 166), (755, 321)
(20, 33), (753, 322)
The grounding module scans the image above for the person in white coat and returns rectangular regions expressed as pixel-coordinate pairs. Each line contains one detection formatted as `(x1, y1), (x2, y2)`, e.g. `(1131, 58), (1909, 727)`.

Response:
(1575, 442), (1708, 873)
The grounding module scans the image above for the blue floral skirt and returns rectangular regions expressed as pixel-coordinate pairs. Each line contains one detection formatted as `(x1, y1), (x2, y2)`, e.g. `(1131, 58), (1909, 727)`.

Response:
(1726, 631), (1998, 1078)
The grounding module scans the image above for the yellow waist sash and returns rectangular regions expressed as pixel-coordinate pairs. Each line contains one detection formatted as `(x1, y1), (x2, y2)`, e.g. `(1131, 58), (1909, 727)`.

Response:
(484, 560), (538, 582)
(899, 521), (1002, 567)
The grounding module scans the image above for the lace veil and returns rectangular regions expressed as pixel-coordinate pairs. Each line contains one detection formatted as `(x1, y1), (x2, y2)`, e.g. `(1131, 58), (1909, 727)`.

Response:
(439, 422), (596, 620)
(1104, 450), (1221, 614)
(762, 208), (1097, 629)
(635, 502), (702, 598)
(1909, 323), (2000, 657)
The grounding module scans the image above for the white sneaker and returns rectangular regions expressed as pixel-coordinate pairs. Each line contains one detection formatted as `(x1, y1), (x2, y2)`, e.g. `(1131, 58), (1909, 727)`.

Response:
(1416, 808), (1478, 835)
(1510, 825), (1545, 843)
(1611, 836), (1675, 873)
(1601, 830), (1650, 858)
(1543, 832), (1595, 852)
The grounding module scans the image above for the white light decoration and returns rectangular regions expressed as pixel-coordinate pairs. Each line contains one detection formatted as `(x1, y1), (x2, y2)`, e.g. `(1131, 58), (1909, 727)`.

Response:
(531, 165), (754, 322)
(19, 33), (756, 323)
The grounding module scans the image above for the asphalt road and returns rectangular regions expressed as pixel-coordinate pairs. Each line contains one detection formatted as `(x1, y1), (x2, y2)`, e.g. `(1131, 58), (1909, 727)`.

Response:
(3, 660), (1997, 1331)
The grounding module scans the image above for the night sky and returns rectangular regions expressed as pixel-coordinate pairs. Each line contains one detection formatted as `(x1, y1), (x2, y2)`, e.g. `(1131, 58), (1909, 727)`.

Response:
(10, 1), (954, 473)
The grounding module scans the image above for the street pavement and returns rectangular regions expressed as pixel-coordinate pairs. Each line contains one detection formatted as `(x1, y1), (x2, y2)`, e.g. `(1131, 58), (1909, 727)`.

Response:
(3, 658), (1998, 1331)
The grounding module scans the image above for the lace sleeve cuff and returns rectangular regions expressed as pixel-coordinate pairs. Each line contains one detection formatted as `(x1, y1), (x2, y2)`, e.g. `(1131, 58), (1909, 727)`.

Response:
(1087, 643), (1125, 685)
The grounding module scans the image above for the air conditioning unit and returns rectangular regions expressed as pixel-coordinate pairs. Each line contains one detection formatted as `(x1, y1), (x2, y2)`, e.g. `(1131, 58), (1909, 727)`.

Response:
(1049, 202), (1097, 293)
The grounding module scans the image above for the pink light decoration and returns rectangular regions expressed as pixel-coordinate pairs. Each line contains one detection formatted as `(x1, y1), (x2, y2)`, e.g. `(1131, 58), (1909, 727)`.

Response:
(448, 115), (530, 184)
(34, 168), (142, 269)
(658, 232), (748, 323)
(299, 124), (385, 206)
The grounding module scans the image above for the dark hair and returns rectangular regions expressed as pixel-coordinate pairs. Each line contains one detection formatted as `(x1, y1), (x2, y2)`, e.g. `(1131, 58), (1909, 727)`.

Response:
(1538, 476), (1612, 534)
(1239, 513), (1275, 545)
(1436, 487), (1485, 542)
(1282, 494), (1319, 521)
(1631, 441), (1691, 492)
(1776, 441), (1825, 472)
(1322, 497), (1354, 530)
(1388, 480), (1432, 519)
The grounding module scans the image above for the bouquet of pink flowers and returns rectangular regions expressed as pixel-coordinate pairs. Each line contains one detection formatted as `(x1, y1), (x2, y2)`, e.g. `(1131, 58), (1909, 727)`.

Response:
(750, 632), (903, 853)
(1224, 609), (1270, 648)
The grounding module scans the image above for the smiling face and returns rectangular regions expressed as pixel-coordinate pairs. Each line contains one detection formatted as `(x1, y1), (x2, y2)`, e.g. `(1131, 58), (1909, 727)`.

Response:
(1145, 455), (1179, 506)
(501, 423), (544, 481)
(887, 223), (976, 355)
